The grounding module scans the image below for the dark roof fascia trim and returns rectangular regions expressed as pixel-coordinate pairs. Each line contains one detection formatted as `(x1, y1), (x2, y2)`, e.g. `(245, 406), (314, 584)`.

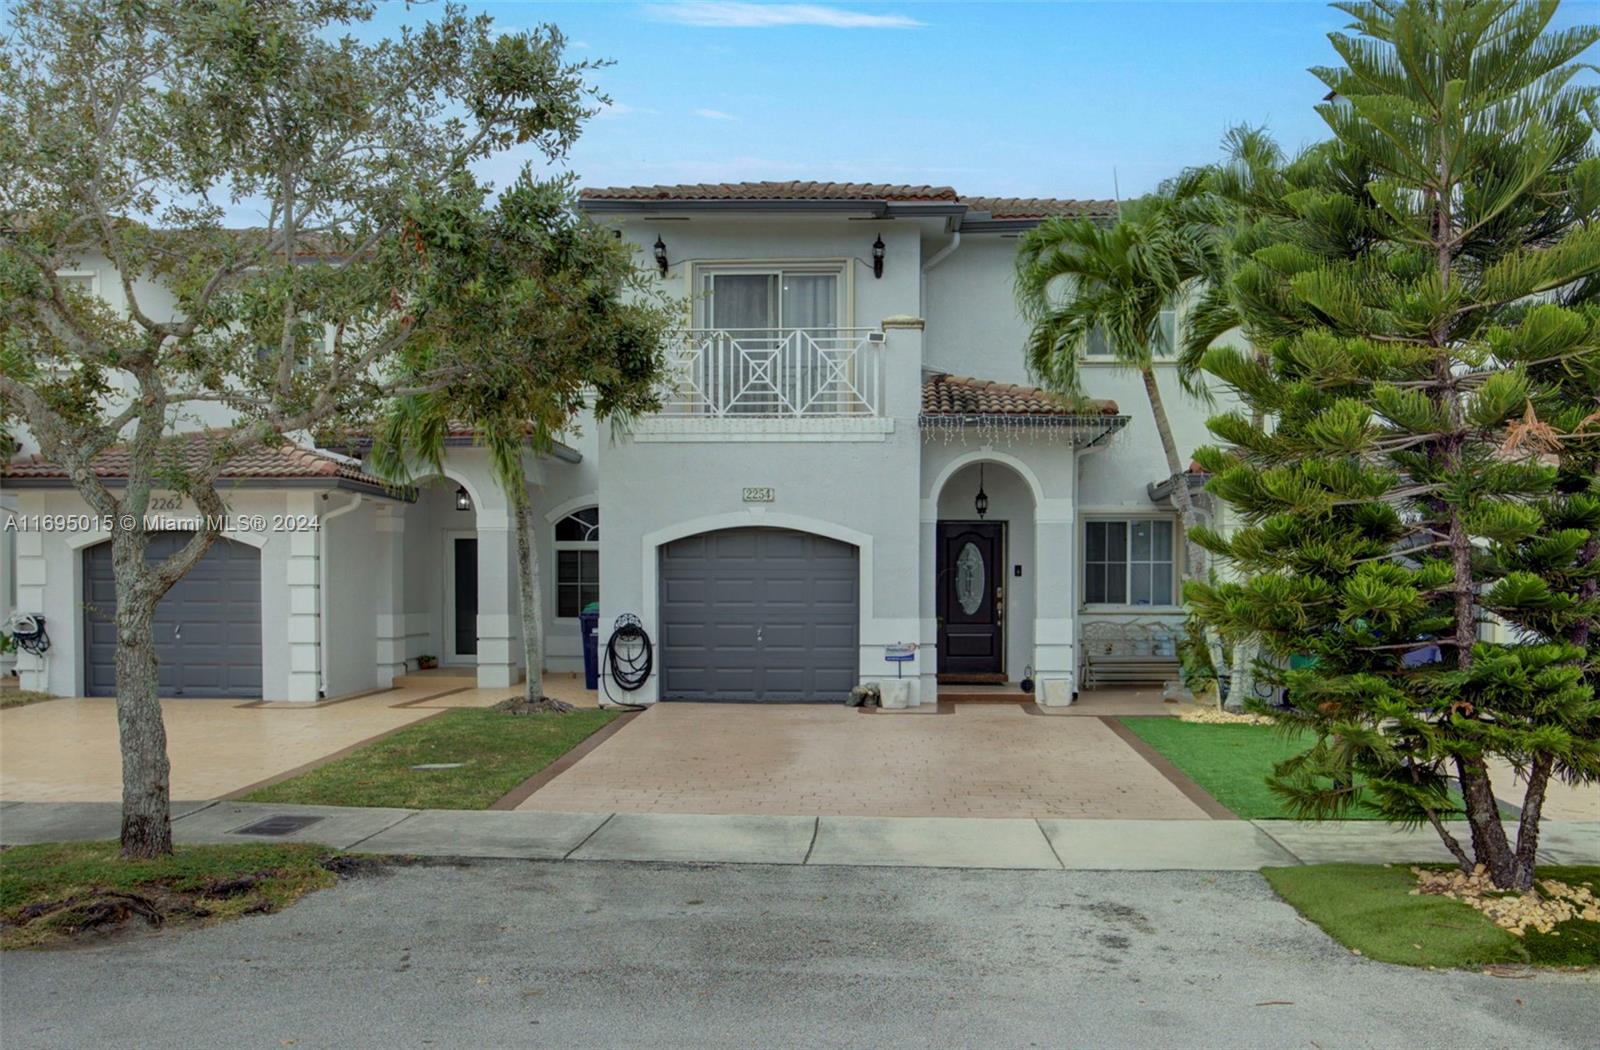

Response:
(0, 476), (414, 501)
(580, 199), (967, 219)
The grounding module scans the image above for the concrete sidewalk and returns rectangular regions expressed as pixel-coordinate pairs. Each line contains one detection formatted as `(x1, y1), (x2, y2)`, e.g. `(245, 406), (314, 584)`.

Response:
(2, 801), (1595, 870)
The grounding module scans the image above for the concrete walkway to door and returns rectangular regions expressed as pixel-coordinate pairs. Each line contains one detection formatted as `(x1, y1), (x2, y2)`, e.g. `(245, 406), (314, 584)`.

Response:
(517, 701), (1215, 819)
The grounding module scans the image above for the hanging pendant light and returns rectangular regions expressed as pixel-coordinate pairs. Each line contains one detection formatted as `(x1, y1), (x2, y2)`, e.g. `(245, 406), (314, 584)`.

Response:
(455, 485), (472, 512)
(974, 463), (989, 518)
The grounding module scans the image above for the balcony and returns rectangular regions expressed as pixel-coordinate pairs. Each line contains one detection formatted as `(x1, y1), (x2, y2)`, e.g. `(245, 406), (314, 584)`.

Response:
(656, 327), (885, 418)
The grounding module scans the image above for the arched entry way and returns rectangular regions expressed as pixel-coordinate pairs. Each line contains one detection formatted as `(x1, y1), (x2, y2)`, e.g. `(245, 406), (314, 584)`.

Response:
(657, 526), (859, 701)
(933, 460), (1037, 682)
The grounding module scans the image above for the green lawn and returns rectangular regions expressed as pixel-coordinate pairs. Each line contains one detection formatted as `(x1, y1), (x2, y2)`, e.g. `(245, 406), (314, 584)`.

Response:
(242, 707), (618, 810)
(1, 841), (340, 949)
(1264, 863), (1600, 968)
(1119, 716), (1403, 819)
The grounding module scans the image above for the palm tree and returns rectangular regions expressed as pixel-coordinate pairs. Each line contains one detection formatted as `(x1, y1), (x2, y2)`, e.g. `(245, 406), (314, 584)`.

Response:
(1014, 175), (1230, 684)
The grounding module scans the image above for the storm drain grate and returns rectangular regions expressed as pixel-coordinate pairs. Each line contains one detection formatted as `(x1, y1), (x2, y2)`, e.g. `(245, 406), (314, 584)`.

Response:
(231, 814), (325, 836)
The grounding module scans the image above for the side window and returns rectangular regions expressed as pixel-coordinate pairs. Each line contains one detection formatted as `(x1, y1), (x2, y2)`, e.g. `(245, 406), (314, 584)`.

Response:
(555, 507), (599, 617)
(1084, 519), (1176, 605)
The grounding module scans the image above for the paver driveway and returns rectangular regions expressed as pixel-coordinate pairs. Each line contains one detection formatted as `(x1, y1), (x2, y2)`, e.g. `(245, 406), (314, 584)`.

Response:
(518, 702), (1214, 819)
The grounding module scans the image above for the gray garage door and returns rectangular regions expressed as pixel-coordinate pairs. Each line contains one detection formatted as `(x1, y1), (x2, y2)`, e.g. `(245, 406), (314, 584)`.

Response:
(84, 532), (262, 698)
(659, 528), (859, 702)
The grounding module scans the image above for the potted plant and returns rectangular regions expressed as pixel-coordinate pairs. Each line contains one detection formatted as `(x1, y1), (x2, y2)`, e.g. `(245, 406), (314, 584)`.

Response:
(417, 655), (438, 671)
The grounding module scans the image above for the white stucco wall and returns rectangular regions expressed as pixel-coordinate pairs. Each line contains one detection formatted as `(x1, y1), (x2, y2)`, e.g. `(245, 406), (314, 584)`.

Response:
(596, 322), (927, 704)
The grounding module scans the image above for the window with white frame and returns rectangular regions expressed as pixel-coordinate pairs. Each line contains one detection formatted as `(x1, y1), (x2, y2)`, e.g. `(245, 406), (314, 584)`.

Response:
(554, 507), (599, 618)
(1084, 519), (1176, 606)
(55, 271), (96, 296)
(1082, 308), (1178, 358)
(699, 265), (844, 333)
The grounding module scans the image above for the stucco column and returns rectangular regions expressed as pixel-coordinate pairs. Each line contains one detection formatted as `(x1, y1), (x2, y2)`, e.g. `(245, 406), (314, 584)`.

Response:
(916, 515), (939, 706)
(11, 505), (47, 693)
(372, 505), (407, 687)
(1034, 455), (1078, 706)
(473, 521), (520, 689)
(284, 492), (322, 701)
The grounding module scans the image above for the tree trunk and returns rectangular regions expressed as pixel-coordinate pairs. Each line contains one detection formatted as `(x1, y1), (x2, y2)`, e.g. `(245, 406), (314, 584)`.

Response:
(1225, 638), (1258, 708)
(511, 481), (569, 714)
(112, 533), (173, 859)
(1140, 367), (1229, 695)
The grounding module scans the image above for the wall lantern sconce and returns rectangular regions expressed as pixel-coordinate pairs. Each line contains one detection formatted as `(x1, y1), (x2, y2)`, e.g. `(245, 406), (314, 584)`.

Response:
(871, 234), (885, 279)
(974, 464), (989, 518)
(455, 486), (472, 512)
(653, 236), (669, 276)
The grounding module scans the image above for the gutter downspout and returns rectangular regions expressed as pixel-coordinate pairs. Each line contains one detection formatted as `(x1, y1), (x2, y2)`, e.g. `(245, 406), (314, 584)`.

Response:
(317, 492), (364, 699)
(919, 230), (961, 318)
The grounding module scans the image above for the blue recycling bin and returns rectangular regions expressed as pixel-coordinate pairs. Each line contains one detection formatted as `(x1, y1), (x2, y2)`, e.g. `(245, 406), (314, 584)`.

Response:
(579, 604), (600, 690)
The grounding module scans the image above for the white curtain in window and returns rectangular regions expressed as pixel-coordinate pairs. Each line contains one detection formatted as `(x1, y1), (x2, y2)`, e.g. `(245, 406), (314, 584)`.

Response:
(710, 274), (776, 329)
(780, 274), (837, 332)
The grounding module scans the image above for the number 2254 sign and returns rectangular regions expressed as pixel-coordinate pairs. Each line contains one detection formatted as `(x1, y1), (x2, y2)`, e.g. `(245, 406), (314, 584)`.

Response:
(742, 487), (776, 503)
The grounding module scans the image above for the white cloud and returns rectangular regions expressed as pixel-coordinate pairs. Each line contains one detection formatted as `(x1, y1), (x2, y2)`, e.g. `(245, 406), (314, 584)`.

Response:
(694, 108), (738, 120)
(595, 100), (659, 120)
(645, 2), (925, 30)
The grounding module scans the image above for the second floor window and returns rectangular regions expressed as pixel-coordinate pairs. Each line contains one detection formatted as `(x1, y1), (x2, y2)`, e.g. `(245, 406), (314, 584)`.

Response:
(1083, 308), (1178, 359)
(702, 267), (841, 334)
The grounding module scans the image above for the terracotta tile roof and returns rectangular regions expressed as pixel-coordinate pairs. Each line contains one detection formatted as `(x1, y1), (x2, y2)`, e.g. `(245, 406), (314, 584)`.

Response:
(579, 181), (959, 203)
(2, 432), (394, 489)
(921, 373), (1119, 417)
(577, 182), (1119, 221)
(960, 196), (1119, 220)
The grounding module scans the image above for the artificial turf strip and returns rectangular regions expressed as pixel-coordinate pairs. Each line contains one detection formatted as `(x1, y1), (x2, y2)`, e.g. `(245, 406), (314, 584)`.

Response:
(1117, 716), (1392, 820)
(0, 841), (340, 949)
(241, 707), (618, 810)
(1262, 863), (1600, 969)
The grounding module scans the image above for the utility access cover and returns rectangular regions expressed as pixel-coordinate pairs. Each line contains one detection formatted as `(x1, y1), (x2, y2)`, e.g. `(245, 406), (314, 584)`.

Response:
(231, 814), (325, 836)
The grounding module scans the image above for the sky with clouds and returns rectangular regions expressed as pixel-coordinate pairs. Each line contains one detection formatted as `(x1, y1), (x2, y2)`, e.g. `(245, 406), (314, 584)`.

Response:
(451, 0), (1594, 200)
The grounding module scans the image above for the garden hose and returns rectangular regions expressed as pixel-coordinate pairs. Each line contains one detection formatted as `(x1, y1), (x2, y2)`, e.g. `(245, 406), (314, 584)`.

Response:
(601, 614), (652, 710)
(4, 612), (50, 656)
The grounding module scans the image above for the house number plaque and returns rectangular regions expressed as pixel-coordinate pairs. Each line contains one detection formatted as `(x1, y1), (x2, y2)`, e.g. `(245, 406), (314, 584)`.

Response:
(742, 487), (776, 503)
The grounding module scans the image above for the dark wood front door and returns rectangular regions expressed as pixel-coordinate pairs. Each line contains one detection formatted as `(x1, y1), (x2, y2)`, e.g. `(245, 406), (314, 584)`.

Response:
(937, 521), (1004, 675)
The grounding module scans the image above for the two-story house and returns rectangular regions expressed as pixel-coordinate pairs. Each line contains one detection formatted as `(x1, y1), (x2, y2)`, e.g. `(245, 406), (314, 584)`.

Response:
(2, 181), (1231, 707)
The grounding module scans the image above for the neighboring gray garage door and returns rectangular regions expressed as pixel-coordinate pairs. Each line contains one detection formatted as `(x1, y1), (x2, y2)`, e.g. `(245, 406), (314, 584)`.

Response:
(84, 532), (262, 698)
(659, 527), (858, 702)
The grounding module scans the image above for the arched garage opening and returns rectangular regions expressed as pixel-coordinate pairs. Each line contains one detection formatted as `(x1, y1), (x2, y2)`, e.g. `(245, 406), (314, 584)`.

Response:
(657, 527), (859, 702)
(82, 532), (262, 698)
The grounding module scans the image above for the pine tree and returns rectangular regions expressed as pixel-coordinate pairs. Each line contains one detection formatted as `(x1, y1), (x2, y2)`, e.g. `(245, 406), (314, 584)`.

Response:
(1187, 0), (1600, 890)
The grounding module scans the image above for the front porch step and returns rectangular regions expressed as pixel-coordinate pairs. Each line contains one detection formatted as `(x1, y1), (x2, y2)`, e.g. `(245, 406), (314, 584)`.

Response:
(939, 688), (1032, 704)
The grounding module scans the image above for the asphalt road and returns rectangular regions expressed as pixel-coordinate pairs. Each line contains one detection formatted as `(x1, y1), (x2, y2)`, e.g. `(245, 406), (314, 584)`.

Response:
(2, 861), (1594, 1049)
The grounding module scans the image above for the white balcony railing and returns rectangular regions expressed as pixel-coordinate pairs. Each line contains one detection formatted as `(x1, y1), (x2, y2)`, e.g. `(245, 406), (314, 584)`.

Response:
(657, 327), (885, 418)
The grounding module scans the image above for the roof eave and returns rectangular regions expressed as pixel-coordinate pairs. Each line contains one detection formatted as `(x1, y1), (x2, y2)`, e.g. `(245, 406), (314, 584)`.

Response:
(0, 475), (414, 501)
(1147, 472), (1211, 504)
(918, 413), (1130, 448)
(579, 198), (967, 219)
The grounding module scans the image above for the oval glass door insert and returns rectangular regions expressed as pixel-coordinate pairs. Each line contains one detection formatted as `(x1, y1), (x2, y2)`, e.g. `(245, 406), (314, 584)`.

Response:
(955, 542), (985, 615)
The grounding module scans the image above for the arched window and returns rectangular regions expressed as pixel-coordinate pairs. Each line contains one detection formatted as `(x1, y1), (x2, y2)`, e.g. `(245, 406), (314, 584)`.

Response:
(554, 507), (599, 618)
